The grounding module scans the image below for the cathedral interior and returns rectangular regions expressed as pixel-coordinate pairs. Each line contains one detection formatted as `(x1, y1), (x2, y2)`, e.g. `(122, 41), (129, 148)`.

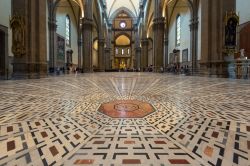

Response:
(0, 0), (250, 165)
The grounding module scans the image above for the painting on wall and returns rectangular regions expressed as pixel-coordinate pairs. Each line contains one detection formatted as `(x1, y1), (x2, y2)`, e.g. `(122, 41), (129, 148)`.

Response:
(182, 49), (188, 62)
(57, 35), (65, 61)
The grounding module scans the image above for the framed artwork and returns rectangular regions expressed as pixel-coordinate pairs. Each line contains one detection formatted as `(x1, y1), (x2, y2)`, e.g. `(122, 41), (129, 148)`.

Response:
(182, 49), (188, 62)
(57, 35), (65, 61)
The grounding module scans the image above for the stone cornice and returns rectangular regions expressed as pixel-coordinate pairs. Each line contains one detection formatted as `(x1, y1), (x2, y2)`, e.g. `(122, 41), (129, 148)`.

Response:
(190, 17), (199, 30)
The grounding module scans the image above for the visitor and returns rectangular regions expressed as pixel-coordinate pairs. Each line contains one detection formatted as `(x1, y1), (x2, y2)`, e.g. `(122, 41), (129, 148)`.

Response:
(160, 66), (164, 73)
(56, 67), (60, 75)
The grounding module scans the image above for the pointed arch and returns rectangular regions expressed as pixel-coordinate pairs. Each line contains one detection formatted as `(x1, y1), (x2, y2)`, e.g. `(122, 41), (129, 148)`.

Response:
(110, 7), (136, 23)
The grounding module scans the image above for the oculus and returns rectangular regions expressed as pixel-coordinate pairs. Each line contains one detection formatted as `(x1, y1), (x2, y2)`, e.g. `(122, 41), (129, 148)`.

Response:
(120, 21), (126, 28)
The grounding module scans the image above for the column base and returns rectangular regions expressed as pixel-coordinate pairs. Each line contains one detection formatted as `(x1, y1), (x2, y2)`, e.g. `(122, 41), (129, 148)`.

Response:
(82, 67), (93, 73)
(12, 62), (48, 79)
(199, 61), (229, 78)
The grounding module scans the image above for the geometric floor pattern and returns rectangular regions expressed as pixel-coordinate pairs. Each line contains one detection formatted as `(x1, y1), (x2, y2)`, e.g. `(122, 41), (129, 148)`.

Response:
(0, 72), (249, 166)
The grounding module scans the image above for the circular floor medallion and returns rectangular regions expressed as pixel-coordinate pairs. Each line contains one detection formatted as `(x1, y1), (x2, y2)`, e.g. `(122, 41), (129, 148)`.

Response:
(98, 100), (155, 118)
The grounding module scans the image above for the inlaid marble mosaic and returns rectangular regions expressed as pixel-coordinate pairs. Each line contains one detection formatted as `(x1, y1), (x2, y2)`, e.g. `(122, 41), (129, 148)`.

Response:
(0, 73), (250, 166)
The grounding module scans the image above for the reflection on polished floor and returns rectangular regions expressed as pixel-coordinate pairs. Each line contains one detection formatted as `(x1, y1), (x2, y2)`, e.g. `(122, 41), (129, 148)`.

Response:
(0, 73), (249, 166)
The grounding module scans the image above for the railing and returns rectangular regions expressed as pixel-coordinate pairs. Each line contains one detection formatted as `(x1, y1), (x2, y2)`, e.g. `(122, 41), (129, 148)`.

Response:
(227, 60), (250, 79)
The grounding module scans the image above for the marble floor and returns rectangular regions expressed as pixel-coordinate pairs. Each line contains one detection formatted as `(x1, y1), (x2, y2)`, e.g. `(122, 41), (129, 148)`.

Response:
(0, 73), (249, 166)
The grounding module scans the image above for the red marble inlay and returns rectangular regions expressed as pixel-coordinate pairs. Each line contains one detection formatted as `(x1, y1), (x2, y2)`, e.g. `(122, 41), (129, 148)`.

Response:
(7, 126), (13, 132)
(74, 159), (94, 164)
(212, 131), (219, 138)
(41, 131), (48, 138)
(122, 159), (141, 164)
(98, 100), (155, 118)
(217, 122), (222, 126)
(154, 141), (167, 144)
(93, 141), (105, 144)
(247, 141), (250, 150)
(125, 129), (132, 131)
(7, 140), (15, 151)
(204, 146), (214, 157)
(35, 122), (41, 126)
(178, 134), (185, 139)
(246, 126), (250, 132)
(169, 159), (190, 164)
(74, 134), (81, 140)
(49, 146), (59, 156)
(124, 140), (135, 144)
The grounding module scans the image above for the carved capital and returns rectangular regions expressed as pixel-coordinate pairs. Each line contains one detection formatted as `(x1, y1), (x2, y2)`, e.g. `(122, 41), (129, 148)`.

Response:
(82, 18), (94, 27)
(48, 18), (57, 31)
(189, 17), (199, 31)
(153, 17), (165, 25)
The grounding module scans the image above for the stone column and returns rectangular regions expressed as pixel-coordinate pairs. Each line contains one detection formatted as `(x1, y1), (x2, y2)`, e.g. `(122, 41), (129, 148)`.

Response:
(164, 37), (169, 68)
(78, 18), (83, 70)
(141, 38), (149, 71)
(104, 47), (111, 70)
(48, 19), (57, 73)
(82, 18), (93, 72)
(98, 38), (105, 71)
(135, 47), (141, 70)
(153, 17), (165, 72)
(82, 0), (93, 72)
(200, 0), (235, 77)
(190, 17), (199, 74)
(11, 0), (47, 78)
(78, 38), (83, 70)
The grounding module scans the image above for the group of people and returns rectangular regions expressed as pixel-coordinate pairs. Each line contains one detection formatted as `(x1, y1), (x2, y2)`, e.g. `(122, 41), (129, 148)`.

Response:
(54, 66), (80, 75)
(166, 64), (190, 74)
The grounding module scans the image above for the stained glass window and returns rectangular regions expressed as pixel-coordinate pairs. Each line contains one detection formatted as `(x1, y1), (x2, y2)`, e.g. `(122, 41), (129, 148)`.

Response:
(66, 15), (71, 46)
(176, 14), (181, 46)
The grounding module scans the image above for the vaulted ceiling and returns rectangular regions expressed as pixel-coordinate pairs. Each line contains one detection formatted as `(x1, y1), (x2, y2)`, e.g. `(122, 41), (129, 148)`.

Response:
(71, 0), (84, 17)
(105, 0), (140, 18)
